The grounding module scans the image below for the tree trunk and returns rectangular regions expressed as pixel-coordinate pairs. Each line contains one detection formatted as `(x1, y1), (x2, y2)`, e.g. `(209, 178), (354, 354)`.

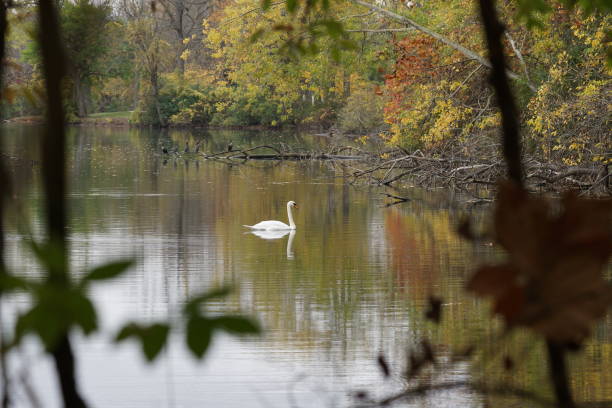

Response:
(343, 70), (351, 98)
(150, 63), (165, 127)
(73, 73), (88, 117)
(177, 48), (185, 77)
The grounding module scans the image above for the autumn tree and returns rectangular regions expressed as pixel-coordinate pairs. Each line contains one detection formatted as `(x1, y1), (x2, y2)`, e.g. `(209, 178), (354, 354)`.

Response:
(158, 0), (216, 76)
(61, 0), (112, 116)
(121, 0), (171, 125)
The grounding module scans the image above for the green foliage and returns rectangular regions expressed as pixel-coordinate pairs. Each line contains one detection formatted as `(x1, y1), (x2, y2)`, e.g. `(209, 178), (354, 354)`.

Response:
(183, 288), (260, 358)
(1, 236), (258, 364)
(61, 0), (112, 115)
(61, 0), (111, 74)
(90, 21), (139, 113)
(117, 286), (260, 362)
(0, 239), (133, 351)
(166, 85), (215, 126)
(131, 96), (162, 126)
(16, 286), (97, 350)
(81, 260), (134, 286)
(256, 0), (355, 59)
(116, 323), (170, 361)
(338, 81), (385, 134)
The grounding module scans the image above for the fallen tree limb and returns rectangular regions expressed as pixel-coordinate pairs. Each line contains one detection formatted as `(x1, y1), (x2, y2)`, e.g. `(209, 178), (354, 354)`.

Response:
(344, 147), (610, 198)
(203, 145), (364, 161)
(182, 144), (609, 198)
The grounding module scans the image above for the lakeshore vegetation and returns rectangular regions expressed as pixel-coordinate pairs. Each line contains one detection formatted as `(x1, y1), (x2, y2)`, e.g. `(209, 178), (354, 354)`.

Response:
(1, 0), (610, 168)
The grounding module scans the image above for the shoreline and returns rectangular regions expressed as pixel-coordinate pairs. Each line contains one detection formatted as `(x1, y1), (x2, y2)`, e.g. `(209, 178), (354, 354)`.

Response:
(2, 114), (330, 132)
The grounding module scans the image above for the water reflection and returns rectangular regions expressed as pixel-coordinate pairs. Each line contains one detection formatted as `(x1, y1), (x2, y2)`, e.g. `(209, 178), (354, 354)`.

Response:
(1, 125), (610, 408)
(247, 229), (296, 260)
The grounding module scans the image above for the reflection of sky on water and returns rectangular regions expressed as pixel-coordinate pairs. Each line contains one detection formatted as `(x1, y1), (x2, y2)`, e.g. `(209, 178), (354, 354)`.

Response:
(2, 126), (609, 407)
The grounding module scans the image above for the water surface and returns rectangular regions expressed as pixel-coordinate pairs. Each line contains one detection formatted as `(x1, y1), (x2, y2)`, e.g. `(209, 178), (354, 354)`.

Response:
(1, 125), (610, 407)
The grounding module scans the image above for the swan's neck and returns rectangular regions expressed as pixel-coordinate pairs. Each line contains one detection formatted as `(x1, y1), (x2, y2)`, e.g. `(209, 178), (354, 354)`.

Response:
(287, 203), (296, 229)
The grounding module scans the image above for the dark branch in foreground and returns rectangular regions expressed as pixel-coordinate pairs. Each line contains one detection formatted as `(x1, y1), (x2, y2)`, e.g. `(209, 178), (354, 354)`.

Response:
(38, 0), (87, 406)
(0, 1), (11, 405)
(354, 381), (612, 408)
(478, 1), (574, 408)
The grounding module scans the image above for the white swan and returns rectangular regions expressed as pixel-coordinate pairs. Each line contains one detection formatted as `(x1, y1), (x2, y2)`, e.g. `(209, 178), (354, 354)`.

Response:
(244, 201), (298, 230)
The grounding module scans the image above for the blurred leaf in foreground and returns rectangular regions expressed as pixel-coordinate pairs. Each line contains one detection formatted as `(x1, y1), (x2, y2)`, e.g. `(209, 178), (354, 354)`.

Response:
(468, 181), (612, 344)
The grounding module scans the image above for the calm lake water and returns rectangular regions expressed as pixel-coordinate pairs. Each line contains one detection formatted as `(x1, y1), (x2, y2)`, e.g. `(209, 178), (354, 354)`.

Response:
(1, 125), (610, 408)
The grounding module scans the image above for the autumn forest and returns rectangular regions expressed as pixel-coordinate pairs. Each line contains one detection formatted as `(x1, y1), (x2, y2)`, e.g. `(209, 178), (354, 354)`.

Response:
(1, 0), (608, 169)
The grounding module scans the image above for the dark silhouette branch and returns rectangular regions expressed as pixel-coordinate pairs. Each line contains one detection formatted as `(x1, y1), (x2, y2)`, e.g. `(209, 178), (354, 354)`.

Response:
(0, 1), (11, 405)
(477, 1), (573, 408)
(477, 0), (523, 185)
(357, 381), (556, 407)
(37, 0), (87, 406)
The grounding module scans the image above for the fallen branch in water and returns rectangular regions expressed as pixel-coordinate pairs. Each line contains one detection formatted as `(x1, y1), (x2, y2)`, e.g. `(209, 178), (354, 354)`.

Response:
(381, 192), (410, 207)
(202, 144), (365, 161)
(163, 143), (610, 198)
(342, 147), (610, 197)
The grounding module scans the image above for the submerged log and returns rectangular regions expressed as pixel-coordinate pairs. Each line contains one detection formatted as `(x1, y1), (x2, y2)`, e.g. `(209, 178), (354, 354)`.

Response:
(222, 153), (363, 160)
(203, 145), (364, 161)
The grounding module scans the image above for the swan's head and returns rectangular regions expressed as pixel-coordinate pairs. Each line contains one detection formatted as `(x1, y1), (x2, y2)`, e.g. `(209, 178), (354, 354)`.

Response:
(288, 201), (298, 209)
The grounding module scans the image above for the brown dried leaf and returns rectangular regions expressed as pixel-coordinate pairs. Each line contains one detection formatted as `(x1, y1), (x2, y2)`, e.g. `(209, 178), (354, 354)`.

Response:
(468, 181), (612, 344)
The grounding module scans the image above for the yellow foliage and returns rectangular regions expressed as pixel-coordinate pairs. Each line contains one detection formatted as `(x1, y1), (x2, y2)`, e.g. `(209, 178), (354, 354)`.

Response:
(180, 49), (191, 61)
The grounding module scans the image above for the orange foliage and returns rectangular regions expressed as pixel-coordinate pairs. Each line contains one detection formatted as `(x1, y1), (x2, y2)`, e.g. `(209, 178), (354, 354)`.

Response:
(384, 35), (438, 120)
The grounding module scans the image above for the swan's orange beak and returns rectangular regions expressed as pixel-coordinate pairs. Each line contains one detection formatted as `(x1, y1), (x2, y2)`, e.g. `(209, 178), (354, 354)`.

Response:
(294, 203), (298, 208)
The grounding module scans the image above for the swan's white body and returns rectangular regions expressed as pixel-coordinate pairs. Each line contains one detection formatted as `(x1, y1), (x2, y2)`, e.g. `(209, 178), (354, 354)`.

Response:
(244, 201), (297, 230)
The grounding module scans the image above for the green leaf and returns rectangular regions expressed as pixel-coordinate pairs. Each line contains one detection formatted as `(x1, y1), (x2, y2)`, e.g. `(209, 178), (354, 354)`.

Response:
(116, 323), (140, 341)
(184, 286), (232, 316)
(262, 0), (272, 10)
(26, 239), (65, 276)
(16, 304), (63, 350)
(141, 324), (170, 361)
(15, 286), (98, 349)
(115, 323), (170, 362)
(213, 316), (260, 335)
(186, 316), (212, 358)
(68, 292), (98, 335)
(0, 273), (32, 292)
(82, 259), (133, 285)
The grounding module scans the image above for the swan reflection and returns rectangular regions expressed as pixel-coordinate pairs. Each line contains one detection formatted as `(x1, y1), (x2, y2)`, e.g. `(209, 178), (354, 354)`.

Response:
(248, 229), (295, 260)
